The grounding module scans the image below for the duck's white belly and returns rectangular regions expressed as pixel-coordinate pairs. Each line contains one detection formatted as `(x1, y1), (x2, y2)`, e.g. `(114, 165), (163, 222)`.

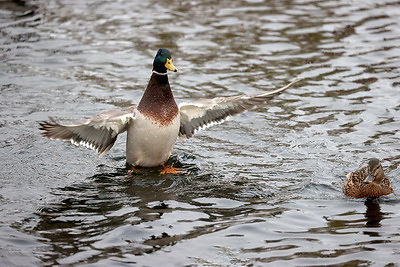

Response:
(126, 111), (180, 167)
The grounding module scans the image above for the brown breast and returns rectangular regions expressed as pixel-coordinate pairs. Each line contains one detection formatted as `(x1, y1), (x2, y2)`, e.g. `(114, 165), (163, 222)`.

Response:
(137, 73), (179, 126)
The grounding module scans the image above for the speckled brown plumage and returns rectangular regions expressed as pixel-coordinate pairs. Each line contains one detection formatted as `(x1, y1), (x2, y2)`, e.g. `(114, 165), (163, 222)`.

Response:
(343, 158), (393, 198)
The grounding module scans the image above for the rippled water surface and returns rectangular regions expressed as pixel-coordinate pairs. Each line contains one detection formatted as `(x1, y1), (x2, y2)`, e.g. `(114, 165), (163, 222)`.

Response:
(1, 0), (400, 266)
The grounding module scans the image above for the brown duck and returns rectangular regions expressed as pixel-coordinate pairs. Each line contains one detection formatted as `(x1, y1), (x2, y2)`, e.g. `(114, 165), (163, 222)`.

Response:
(343, 158), (394, 198)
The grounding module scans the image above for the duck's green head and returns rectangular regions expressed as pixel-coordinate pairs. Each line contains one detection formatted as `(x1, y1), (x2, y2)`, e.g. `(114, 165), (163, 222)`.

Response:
(153, 48), (178, 74)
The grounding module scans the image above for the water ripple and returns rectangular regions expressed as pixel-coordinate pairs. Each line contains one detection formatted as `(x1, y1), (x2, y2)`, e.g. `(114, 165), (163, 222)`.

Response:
(1, 0), (400, 265)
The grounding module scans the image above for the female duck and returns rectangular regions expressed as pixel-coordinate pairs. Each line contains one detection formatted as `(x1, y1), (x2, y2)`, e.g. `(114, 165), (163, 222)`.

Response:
(343, 158), (393, 198)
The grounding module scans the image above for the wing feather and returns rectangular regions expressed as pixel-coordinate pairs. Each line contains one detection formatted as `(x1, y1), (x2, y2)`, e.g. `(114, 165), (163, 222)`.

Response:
(179, 78), (301, 138)
(39, 106), (136, 156)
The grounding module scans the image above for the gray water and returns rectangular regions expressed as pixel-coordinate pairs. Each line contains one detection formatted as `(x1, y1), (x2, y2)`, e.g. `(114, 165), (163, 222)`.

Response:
(1, 0), (400, 266)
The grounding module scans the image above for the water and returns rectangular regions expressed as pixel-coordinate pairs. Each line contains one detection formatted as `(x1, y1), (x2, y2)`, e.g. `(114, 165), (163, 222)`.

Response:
(1, 0), (400, 265)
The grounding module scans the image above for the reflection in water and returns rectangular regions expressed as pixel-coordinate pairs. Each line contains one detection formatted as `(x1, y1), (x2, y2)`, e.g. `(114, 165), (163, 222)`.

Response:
(364, 198), (384, 229)
(325, 199), (388, 234)
(34, 170), (172, 262)
(30, 165), (262, 265)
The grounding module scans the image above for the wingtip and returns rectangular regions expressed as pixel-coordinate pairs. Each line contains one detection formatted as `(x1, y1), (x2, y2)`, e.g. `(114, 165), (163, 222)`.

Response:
(283, 77), (303, 89)
(292, 77), (304, 83)
(38, 117), (59, 137)
(266, 77), (303, 96)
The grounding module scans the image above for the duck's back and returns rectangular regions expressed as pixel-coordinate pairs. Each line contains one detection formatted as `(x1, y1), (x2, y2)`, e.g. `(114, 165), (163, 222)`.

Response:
(344, 171), (393, 198)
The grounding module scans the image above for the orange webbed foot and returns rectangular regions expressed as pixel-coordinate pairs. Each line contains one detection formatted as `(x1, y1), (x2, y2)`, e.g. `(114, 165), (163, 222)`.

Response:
(160, 165), (181, 174)
(126, 166), (141, 177)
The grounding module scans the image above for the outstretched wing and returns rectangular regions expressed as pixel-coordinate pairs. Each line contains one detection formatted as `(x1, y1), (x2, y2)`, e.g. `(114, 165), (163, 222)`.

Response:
(39, 106), (136, 156)
(179, 78), (301, 138)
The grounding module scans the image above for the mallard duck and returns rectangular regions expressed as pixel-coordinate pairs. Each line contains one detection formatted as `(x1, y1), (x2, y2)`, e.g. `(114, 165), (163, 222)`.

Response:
(343, 158), (394, 198)
(39, 48), (300, 172)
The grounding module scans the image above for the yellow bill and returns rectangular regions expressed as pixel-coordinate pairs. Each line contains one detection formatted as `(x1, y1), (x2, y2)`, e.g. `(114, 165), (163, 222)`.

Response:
(165, 58), (178, 72)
